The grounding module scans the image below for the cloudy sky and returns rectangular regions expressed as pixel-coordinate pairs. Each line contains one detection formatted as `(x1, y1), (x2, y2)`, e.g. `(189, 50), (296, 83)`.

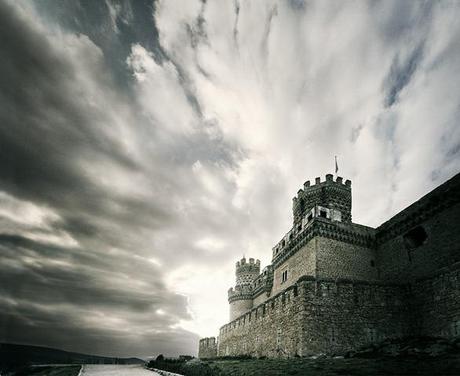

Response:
(1, 0), (460, 358)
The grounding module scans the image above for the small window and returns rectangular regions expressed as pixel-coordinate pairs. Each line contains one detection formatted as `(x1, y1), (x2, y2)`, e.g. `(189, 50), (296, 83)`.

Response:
(281, 270), (288, 283)
(297, 224), (302, 232)
(320, 210), (327, 218)
(370, 260), (375, 267)
(403, 226), (428, 249)
(307, 213), (313, 221)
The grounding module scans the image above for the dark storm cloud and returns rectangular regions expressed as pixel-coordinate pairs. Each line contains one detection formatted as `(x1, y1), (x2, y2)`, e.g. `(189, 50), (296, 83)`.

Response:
(1, 305), (198, 358)
(0, 0), (174, 235)
(0, 0), (199, 356)
(0, 235), (187, 312)
(33, 0), (167, 86)
(0, 0), (133, 195)
(2, 0), (460, 359)
(383, 43), (425, 107)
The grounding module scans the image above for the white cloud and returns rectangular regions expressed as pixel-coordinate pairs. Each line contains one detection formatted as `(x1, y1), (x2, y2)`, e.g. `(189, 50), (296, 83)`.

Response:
(2, 0), (460, 356)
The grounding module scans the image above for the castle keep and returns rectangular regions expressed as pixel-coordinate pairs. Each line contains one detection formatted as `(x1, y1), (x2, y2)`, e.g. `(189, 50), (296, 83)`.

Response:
(199, 173), (460, 358)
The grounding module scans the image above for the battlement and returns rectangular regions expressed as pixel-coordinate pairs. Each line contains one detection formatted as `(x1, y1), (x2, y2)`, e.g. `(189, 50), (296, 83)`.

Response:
(199, 337), (216, 346)
(220, 275), (407, 338)
(198, 337), (217, 359)
(272, 216), (374, 265)
(236, 257), (261, 269)
(204, 171), (460, 359)
(299, 174), (351, 193)
(235, 257), (260, 286)
(293, 174), (352, 223)
(228, 284), (254, 302)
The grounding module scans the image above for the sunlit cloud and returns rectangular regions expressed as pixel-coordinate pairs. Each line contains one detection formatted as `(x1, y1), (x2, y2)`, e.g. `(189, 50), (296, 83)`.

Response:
(1, 0), (459, 358)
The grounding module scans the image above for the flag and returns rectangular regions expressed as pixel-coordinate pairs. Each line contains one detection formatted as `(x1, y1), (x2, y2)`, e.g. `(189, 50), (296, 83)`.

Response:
(335, 156), (338, 174)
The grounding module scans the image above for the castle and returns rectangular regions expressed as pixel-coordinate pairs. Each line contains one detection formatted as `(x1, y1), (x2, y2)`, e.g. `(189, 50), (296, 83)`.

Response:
(198, 173), (460, 358)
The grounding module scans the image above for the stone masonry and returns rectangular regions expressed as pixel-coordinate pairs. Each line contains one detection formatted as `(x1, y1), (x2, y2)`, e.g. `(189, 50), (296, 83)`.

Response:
(198, 337), (217, 359)
(198, 172), (460, 358)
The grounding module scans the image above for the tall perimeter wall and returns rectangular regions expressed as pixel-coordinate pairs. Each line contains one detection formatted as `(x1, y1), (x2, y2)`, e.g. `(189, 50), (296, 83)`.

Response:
(219, 276), (409, 357)
(200, 172), (460, 358)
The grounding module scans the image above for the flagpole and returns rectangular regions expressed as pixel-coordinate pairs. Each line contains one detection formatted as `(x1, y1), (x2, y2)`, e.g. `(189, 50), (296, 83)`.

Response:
(335, 156), (338, 178)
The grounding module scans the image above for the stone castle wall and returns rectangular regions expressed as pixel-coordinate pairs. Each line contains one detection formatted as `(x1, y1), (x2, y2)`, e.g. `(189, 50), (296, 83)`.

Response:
(200, 172), (460, 359)
(316, 237), (377, 281)
(377, 202), (460, 283)
(198, 337), (217, 359)
(229, 297), (253, 322)
(272, 240), (316, 295)
(253, 290), (270, 307)
(219, 282), (305, 358)
(410, 264), (460, 338)
(219, 277), (409, 357)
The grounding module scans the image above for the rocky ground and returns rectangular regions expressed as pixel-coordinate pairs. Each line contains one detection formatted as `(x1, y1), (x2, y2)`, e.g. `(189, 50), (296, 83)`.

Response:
(344, 336), (460, 358)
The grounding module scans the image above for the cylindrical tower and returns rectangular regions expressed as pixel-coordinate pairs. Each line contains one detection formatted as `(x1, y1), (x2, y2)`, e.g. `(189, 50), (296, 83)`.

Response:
(235, 257), (260, 285)
(228, 257), (260, 321)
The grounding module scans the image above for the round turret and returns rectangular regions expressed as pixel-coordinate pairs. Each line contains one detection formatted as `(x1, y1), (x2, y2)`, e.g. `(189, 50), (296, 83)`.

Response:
(235, 257), (260, 286)
(228, 256), (261, 321)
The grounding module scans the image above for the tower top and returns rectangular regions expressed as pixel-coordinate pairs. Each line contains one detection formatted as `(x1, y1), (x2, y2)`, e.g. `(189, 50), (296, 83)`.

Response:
(292, 174), (352, 223)
(235, 257), (260, 286)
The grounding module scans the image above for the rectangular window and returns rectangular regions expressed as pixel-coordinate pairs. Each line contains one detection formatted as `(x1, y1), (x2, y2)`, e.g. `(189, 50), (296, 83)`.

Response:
(281, 270), (288, 283)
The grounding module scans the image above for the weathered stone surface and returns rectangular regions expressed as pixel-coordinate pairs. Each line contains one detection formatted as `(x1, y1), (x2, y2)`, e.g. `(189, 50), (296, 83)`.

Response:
(198, 337), (217, 359)
(218, 278), (409, 357)
(198, 172), (460, 359)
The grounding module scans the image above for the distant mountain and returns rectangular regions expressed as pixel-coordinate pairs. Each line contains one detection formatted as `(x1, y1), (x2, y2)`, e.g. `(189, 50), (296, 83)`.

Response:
(0, 343), (144, 369)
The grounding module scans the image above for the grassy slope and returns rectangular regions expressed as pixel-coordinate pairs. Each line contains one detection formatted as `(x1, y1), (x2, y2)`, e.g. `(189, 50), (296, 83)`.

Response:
(194, 356), (460, 376)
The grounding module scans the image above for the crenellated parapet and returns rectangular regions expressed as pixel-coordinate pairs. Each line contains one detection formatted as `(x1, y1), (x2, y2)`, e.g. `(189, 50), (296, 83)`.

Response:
(272, 217), (375, 266)
(228, 284), (254, 303)
(228, 256), (261, 321)
(219, 275), (408, 342)
(198, 337), (217, 359)
(235, 257), (260, 286)
(202, 171), (460, 359)
(293, 174), (352, 224)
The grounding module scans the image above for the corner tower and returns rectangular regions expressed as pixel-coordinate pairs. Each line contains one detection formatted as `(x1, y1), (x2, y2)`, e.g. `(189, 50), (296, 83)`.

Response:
(292, 174), (352, 224)
(228, 257), (260, 321)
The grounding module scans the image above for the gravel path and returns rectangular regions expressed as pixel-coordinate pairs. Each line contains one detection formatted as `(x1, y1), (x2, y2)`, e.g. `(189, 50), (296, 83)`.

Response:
(80, 365), (160, 375)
